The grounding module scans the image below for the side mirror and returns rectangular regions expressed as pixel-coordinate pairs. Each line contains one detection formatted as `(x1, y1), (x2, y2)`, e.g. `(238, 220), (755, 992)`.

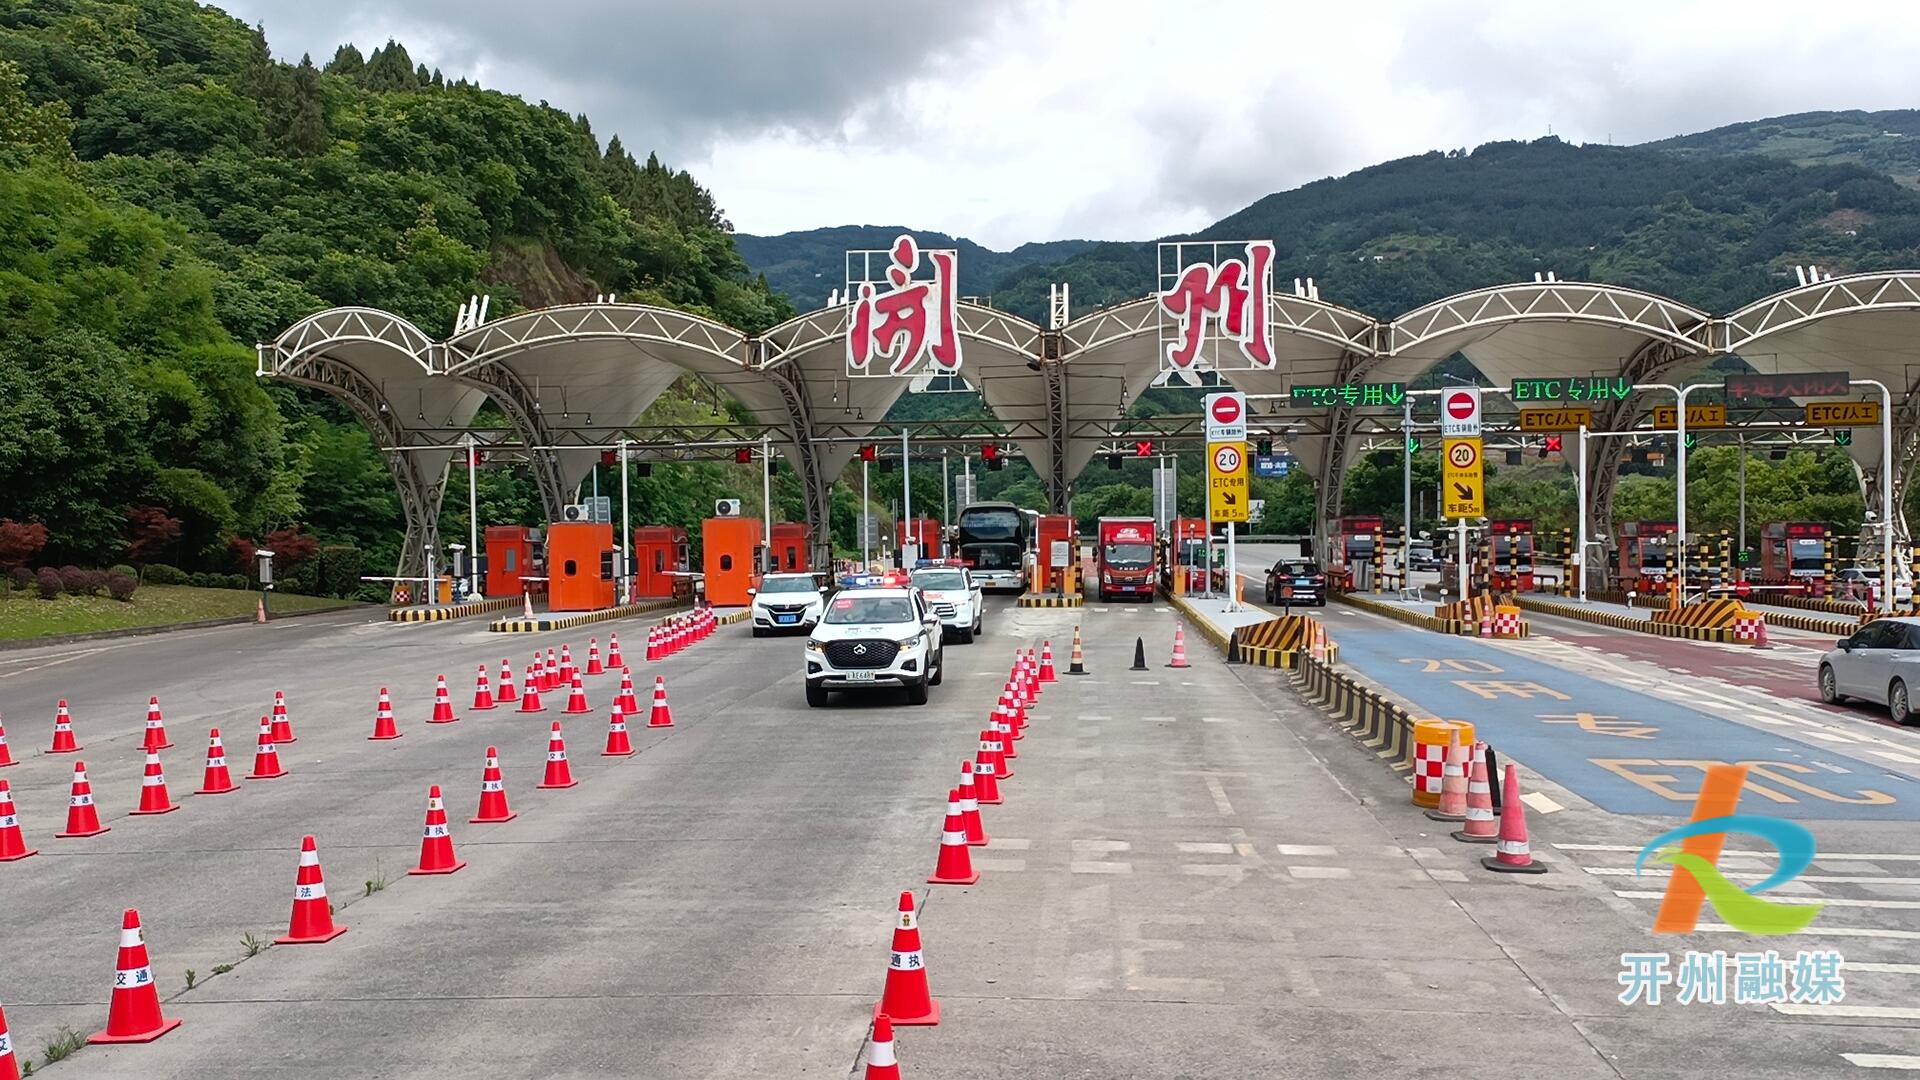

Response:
(747, 588), (757, 596)
(1837, 638), (1852, 652)
(819, 586), (829, 594)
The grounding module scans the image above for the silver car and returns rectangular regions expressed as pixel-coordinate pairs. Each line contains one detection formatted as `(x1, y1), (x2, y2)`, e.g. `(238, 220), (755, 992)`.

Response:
(1819, 617), (1920, 724)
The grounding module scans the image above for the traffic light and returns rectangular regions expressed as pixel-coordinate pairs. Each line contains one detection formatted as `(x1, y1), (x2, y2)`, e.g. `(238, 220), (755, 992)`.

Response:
(1106, 453), (1122, 470)
(766, 457), (779, 475)
(1539, 435), (1562, 458)
(1405, 435), (1421, 455)
(1256, 437), (1273, 456)
(733, 447), (752, 464)
(1134, 440), (1154, 458)
(635, 462), (652, 478)
(1737, 548), (1754, 566)
(600, 449), (617, 466)
(981, 442), (998, 463)
(1835, 429), (1853, 447)
(1684, 433), (1699, 452)
(859, 444), (876, 463)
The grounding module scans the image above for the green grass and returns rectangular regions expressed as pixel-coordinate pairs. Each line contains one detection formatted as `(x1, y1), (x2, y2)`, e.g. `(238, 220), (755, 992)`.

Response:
(0, 585), (358, 641)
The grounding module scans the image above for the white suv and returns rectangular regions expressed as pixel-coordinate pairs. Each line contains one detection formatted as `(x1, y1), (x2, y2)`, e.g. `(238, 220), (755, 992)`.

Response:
(909, 566), (983, 644)
(804, 587), (944, 707)
(750, 573), (827, 636)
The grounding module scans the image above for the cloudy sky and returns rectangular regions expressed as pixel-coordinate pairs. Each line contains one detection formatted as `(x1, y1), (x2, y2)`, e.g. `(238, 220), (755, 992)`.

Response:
(224, 0), (1920, 249)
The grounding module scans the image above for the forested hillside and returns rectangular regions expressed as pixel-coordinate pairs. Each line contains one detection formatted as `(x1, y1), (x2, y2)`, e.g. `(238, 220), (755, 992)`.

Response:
(1646, 110), (1920, 189)
(733, 225), (1097, 312)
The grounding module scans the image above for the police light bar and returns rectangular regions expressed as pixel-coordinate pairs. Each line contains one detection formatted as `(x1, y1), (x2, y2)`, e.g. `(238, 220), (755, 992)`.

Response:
(914, 558), (974, 568)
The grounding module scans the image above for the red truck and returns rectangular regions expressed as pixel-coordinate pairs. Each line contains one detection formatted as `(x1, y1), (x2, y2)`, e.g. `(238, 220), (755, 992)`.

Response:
(1096, 517), (1157, 602)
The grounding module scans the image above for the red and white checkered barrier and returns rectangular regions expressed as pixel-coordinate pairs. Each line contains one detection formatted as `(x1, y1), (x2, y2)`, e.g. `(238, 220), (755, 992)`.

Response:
(1491, 609), (1524, 639)
(1414, 740), (1448, 800)
(1731, 613), (1767, 648)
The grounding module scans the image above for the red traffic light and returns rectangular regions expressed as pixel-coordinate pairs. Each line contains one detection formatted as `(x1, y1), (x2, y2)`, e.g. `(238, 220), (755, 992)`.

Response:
(981, 443), (999, 461)
(1544, 435), (1563, 454)
(859, 444), (876, 462)
(734, 447), (752, 464)
(600, 450), (617, 466)
(1134, 440), (1154, 457)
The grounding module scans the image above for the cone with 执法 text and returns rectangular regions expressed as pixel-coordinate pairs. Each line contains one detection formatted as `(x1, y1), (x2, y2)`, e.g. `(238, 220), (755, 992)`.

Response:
(471, 746), (515, 823)
(275, 835), (347, 944)
(873, 890), (938, 1025)
(410, 784), (465, 875)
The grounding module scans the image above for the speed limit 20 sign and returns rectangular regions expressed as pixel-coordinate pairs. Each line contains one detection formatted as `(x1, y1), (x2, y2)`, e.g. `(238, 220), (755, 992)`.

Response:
(1207, 439), (1249, 523)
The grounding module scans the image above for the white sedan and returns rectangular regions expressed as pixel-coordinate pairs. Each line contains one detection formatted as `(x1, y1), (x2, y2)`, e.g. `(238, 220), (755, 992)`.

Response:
(909, 566), (983, 644)
(1819, 617), (1920, 725)
(749, 573), (827, 636)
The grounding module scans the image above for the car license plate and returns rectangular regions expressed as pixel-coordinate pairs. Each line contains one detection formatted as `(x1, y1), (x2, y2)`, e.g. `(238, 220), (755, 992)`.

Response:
(775, 614), (798, 625)
(842, 670), (875, 682)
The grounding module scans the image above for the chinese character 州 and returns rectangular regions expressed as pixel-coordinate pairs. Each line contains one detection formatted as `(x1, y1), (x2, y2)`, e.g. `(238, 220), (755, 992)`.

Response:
(1158, 241), (1275, 370)
(847, 234), (962, 376)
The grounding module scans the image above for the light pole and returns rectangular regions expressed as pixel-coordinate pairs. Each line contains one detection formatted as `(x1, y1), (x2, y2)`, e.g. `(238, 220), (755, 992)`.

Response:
(861, 457), (871, 568)
(1400, 395), (1414, 577)
(618, 437), (632, 600)
(464, 433), (480, 597)
(941, 448), (950, 557)
(760, 432), (773, 573)
(900, 428), (913, 565)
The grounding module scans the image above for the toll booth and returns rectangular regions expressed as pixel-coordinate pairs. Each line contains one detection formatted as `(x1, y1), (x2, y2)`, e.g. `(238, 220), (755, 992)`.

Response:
(770, 522), (810, 573)
(702, 516), (764, 607)
(1759, 522), (1831, 594)
(631, 526), (689, 600)
(1487, 520), (1536, 592)
(1617, 521), (1679, 592)
(1164, 517), (1213, 594)
(546, 522), (616, 612)
(1335, 516), (1384, 591)
(1033, 514), (1078, 594)
(897, 517), (941, 562)
(484, 525), (544, 598)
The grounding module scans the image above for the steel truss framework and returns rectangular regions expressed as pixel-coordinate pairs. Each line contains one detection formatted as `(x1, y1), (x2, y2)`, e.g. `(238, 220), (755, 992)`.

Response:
(262, 273), (1920, 570)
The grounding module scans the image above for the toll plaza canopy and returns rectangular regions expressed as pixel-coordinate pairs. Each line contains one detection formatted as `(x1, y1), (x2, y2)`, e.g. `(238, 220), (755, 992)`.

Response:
(260, 265), (1920, 577)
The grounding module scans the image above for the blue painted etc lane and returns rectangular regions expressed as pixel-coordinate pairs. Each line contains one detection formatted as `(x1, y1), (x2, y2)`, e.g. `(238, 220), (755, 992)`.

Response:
(1332, 621), (1920, 821)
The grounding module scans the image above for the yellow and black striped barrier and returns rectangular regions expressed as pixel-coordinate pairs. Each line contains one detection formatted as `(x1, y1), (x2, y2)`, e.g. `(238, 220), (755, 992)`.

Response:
(1294, 651), (1416, 776)
(489, 597), (685, 634)
(1335, 591), (1466, 635)
(388, 595), (519, 623)
(1017, 592), (1084, 608)
(1225, 614), (1340, 668)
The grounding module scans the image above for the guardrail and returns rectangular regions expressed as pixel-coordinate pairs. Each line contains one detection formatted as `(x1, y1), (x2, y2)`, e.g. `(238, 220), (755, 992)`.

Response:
(1293, 651), (1415, 777)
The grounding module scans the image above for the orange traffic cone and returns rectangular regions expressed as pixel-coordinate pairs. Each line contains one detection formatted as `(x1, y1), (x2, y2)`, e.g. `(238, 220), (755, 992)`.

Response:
(564, 672), (592, 714)
(49, 699), (80, 753)
(983, 724), (1011, 780)
(141, 696), (171, 751)
(646, 627), (662, 662)
(0, 712), (15, 767)
(539, 721), (578, 789)
(247, 715), (286, 780)
(1067, 624), (1089, 675)
(472, 665), (496, 711)
(586, 637), (605, 675)
(195, 728), (237, 795)
(865, 1013), (902, 1079)
(269, 690), (296, 744)
(1026, 648), (1041, 695)
(1480, 764), (1548, 874)
(55, 760), (108, 837)
(1453, 743), (1498, 844)
(429, 674), (460, 724)
(544, 649), (561, 691)
(497, 658), (519, 703)
(0, 779), (38, 861)
(928, 788), (980, 885)
(617, 668), (640, 715)
(992, 705), (1017, 762)
(517, 666), (545, 713)
(523, 589), (534, 619)
(87, 908), (181, 1044)
(275, 835), (347, 944)
(255, 595), (267, 623)
(603, 709), (634, 757)
(369, 687), (401, 741)
(0, 998), (20, 1080)
(648, 677), (674, 728)
(471, 746), (515, 823)
(559, 643), (576, 686)
(129, 750), (177, 816)
(874, 891), (938, 1025)
(1039, 641), (1057, 682)
(607, 632), (624, 668)
(958, 762), (988, 846)
(1424, 729), (1468, 822)
(410, 784), (466, 875)
(1167, 624), (1191, 668)
(973, 739), (1003, 805)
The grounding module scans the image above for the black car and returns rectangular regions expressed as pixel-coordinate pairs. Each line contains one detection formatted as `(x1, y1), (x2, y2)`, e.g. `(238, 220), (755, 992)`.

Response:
(1264, 561), (1327, 606)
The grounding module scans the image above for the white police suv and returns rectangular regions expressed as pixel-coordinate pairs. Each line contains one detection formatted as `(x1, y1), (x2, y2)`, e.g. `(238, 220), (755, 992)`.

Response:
(909, 563), (983, 644)
(749, 572), (827, 636)
(804, 577), (944, 707)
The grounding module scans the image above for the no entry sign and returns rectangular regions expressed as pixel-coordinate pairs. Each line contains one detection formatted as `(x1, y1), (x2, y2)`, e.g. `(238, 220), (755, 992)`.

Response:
(1441, 387), (1482, 438)
(1204, 392), (1247, 443)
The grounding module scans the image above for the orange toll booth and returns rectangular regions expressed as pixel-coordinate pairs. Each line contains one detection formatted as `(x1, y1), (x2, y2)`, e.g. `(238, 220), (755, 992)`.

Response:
(1759, 522), (1829, 589)
(485, 525), (544, 598)
(702, 516), (764, 607)
(1617, 521), (1678, 592)
(1165, 517), (1212, 593)
(1033, 514), (1077, 594)
(1487, 520), (1536, 592)
(897, 517), (941, 560)
(770, 522), (810, 572)
(631, 526), (689, 599)
(546, 522), (616, 612)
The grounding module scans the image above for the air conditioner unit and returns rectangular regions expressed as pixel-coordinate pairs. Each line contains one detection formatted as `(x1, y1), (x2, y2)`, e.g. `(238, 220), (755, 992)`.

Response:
(714, 498), (742, 517)
(561, 503), (591, 522)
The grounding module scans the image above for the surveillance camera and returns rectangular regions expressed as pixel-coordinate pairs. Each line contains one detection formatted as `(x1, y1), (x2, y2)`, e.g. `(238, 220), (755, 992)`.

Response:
(1477, 517), (1489, 525)
(1866, 510), (1879, 521)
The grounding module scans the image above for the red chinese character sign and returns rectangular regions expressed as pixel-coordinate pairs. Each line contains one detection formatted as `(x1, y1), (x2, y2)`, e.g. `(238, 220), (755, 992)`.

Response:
(845, 234), (962, 377)
(1156, 240), (1276, 372)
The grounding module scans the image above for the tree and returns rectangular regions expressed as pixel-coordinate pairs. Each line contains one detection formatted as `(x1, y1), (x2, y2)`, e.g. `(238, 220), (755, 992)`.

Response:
(124, 507), (182, 566)
(0, 519), (48, 569)
(283, 54), (328, 157)
(325, 44), (365, 78)
(362, 40), (419, 91)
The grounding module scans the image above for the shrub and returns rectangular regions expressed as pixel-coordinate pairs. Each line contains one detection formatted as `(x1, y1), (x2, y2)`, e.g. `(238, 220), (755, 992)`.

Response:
(9, 567), (32, 592)
(60, 566), (91, 596)
(105, 571), (138, 602)
(188, 572), (213, 588)
(109, 563), (136, 579)
(316, 544), (364, 598)
(221, 573), (248, 590)
(36, 567), (62, 600)
(144, 564), (189, 585)
(0, 519), (47, 570)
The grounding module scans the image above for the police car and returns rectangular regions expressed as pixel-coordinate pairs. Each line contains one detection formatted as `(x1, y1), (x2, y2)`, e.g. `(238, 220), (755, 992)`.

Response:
(909, 561), (984, 644)
(748, 572), (827, 636)
(804, 573), (945, 707)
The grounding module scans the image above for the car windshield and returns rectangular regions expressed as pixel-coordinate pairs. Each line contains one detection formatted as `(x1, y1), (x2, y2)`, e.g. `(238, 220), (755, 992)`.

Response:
(1102, 543), (1153, 568)
(1282, 562), (1319, 576)
(759, 576), (816, 594)
(823, 595), (913, 624)
(957, 509), (1023, 541)
(1789, 539), (1825, 571)
(911, 570), (967, 590)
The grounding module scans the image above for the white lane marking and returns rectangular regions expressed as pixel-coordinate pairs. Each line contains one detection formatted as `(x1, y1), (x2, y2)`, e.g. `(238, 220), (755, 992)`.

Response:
(1203, 776), (1235, 817)
(1072, 839), (1130, 854)
(1846, 963), (1920, 975)
(1069, 861), (1132, 874)
(1520, 791), (1565, 814)
(1840, 1053), (1920, 1070)
(989, 838), (1031, 850)
(1874, 751), (1920, 765)
(1555, 844), (1920, 861)
(972, 858), (1026, 872)
(1287, 865), (1353, 880)
(1615, 890), (1920, 910)
(1277, 844), (1338, 857)
(1177, 841), (1235, 855)
(1141, 715), (1176, 722)
(1582, 867), (1920, 886)
(1131, 680), (1161, 686)
(1697, 923), (1920, 941)
(1774, 1004), (1920, 1020)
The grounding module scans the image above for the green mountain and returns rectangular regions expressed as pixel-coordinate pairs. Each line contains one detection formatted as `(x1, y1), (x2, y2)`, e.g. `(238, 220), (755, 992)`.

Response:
(733, 225), (1097, 311)
(1645, 109), (1920, 189)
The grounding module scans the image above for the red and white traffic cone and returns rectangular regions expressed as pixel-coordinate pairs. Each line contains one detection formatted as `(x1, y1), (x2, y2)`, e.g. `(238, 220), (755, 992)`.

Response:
(87, 908), (181, 1044)
(586, 637), (605, 676)
(1167, 624), (1191, 669)
(49, 699), (80, 753)
(56, 760), (108, 837)
(564, 672), (592, 715)
(928, 787), (980, 885)
(516, 667), (546, 713)
(247, 715), (286, 780)
(195, 728), (237, 795)
(429, 674), (460, 724)
(544, 649), (561, 691)
(1480, 764), (1548, 874)
(1026, 648), (1041, 696)
(0, 712), (15, 767)
(1039, 641), (1057, 682)
(874, 891), (939, 1025)
(523, 589), (534, 620)
(958, 761), (989, 846)
(141, 696), (171, 751)
(865, 1013), (902, 1080)
(270, 690), (296, 744)
(603, 710), (634, 757)
(973, 730), (1004, 803)
(369, 687), (401, 741)
(0, 779), (38, 861)
(472, 665), (496, 711)
(559, 643), (576, 686)
(129, 750), (177, 816)
(646, 627), (662, 662)
(497, 658), (519, 703)
(471, 746), (515, 823)
(1425, 729), (1468, 823)
(1453, 743), (1499, 844)
(607, 632), (624, 668)
(992, 705), (1017, 763)
(617, 668), (640, 715)
(275, 835), (347, 944)
(648, 677), (674, 728)
(0, 998), (20, 1079)
(410, 785), (466, 875)
(983, 724), (1012, 781)
(539, 721), (578, 789)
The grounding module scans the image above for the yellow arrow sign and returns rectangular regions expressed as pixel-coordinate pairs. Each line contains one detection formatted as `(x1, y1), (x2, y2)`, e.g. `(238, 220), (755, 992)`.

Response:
(1442, 438), (1484, 518)
(1207, 441), (1249, 523)
(1805, 401), (1880, 426)
(1519, 407), (1594, 432)
(1653, 405), (1726, 428)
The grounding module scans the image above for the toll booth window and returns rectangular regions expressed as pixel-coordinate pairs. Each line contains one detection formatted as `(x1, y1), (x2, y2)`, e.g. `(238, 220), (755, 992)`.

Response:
(720, 554), (733, 571)
(503, 550), (517, 571)
(600, 552), (614, 580)
(785, 546), (799, 569)
(564, 559), (578, 576)
(654, 550), (664, 572)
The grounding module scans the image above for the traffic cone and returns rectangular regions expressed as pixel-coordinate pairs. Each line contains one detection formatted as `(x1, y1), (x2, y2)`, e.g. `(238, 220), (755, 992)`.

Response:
(539, 721), (578, 789)
(1424, 729), (1468, 823)
(275, 835), (347, 944)
(648, 677), (674, 728)
(1067, 625), (1089, 675)
(247, 715), (286, 780)
(564, 672), (592, 715)
(497, 658), (519, 703)
(646, 626), (662, 662)
(874, 890), (939, 1025)
(993, 704), (1017, 761)
(928, 787), (980, 885)
(270, 690), (295, 744)
(0, 713), (15, 767)
(472, 665), (496, 711)
(586, 637), (605, 675)
(49, 699), (80, 753)
(545, 649), (561, 691)
(972, 737), (1002, 804)
(559, 643), (576, 686)
(1026, 648), (1042, 695)
(196, 728), (237, 794)
(958, 761), (988, 845)
(255, 595), (267, 623)
(55, 760), (108, 837)
(865, 1013), (902, 1080)
(1130, 637), (1148, 671)
(523, 589), (535, 619)
(0, 779), (38, 861)
(532, 650), (549, 694)
(0, 999), (19, 1080)
(87, 908), (181, 1044)
(369, 687), (401, 741)
(1039, 641), (1057, 682)
(1167, 624), (1191, 668)
(410, 784), (466, 875)
(607, 632), (624, 668)
(141, 696), (171, 751)
(1480, 764), (1548, 874)
(603, 709), (634, 757)
(471, 746), (516, 823)
(1453, 743), (1498, 844)
(979, 726), (1010, 783)
(129, 750), (177, 816)
(429, 673), (460, 724)
(517, 667), (546, 713)
(1003, 689), (1027, 735)
(617, 668), (640, 715)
